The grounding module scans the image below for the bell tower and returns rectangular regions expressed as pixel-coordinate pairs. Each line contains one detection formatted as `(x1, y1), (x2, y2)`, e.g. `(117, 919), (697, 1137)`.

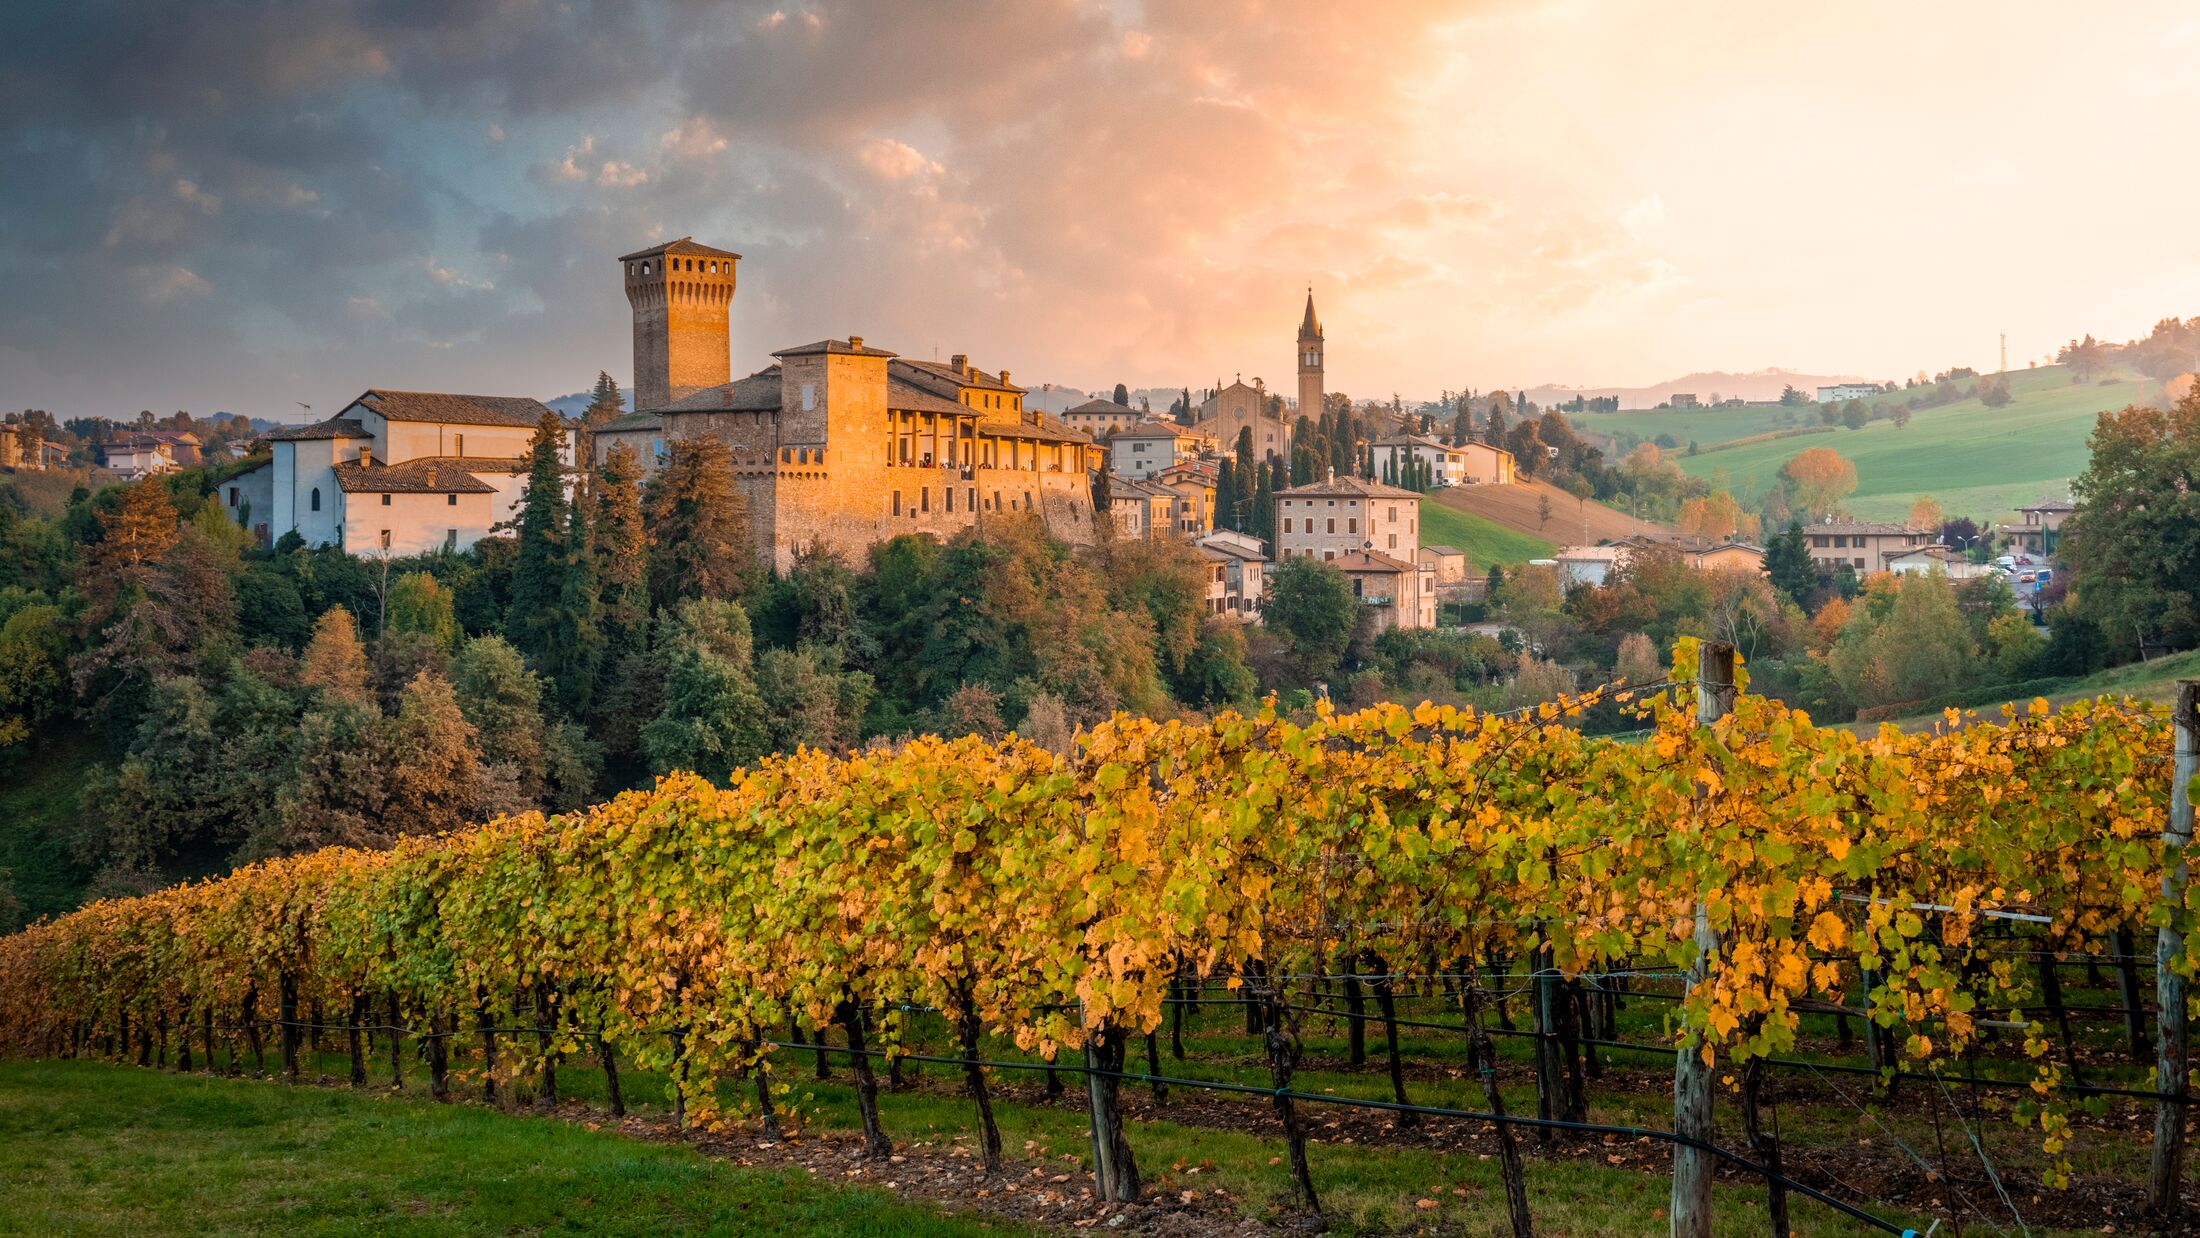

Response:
(621, 236), (739, 412)
(1296, 287), (1324, 422)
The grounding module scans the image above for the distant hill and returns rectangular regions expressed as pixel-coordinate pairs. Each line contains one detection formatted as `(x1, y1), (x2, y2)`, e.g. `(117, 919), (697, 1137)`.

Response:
(544, 386), (630, 419)
(1526, 369), (1872, 410)
(1673, 363), (2158, 523)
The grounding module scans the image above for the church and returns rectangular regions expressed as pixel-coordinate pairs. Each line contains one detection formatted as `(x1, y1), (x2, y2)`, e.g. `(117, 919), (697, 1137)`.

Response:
(1191, 291), (1321, 459)
(591, 238), (1103, 573)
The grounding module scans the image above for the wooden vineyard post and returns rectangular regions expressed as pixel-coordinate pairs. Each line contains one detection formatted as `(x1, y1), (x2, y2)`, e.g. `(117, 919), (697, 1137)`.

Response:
(2150, 681), (2199, 1219)
(1670, 641), (1733, 1238)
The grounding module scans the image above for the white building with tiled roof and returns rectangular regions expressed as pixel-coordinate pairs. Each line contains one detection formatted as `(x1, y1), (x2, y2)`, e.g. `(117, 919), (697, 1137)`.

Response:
(1108, 419), (1216, 480)
(226, 389), (564, 553)
(1059, 397), (1144, 438)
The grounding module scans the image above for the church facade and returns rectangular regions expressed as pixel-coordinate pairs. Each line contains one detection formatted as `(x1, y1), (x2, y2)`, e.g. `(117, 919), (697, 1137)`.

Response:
(1193, 291), (1323, 460)
(604, 238), (1102, 573)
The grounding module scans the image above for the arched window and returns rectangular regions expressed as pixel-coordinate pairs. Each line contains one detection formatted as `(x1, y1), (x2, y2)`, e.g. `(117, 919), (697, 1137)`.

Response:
(640, 262), (651, 275)
(309, 487), (321, 512)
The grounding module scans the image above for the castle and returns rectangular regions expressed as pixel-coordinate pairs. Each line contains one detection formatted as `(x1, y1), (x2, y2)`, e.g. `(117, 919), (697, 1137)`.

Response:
(592, 238), (1102, 573)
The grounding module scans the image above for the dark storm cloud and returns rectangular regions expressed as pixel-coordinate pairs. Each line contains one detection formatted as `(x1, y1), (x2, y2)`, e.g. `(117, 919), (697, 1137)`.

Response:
(0, 0), (1481, 414)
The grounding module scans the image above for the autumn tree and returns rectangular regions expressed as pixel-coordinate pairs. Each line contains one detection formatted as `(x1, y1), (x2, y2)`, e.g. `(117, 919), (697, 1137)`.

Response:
(382, 670), (486, 838)
(1906, 496), (1945, 533)
(1779, 447), (1856, 521)
(386, 571), (461, 655)
(299, 606), (373, 709)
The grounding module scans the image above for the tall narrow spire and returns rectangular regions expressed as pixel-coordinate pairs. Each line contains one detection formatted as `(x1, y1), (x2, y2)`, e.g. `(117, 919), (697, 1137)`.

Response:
(1300, 286), (1321, 339)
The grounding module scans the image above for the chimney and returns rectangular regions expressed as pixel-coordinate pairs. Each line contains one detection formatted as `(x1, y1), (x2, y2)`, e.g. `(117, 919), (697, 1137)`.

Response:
(998, 369), (1011, 387)
(849, 335), (864, 351)
(951, 353), (967, 375)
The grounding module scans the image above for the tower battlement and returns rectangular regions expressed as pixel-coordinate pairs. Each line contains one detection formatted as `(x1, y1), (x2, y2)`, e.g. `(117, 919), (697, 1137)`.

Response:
(621, 237), (740, 412)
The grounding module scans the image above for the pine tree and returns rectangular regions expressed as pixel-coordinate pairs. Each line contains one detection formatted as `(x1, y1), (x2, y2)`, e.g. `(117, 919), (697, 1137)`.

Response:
(645, 436), (754, 608)
(1765, 520), (1816, 606)
(537, 494), (605, 717)
(506, 411), (573, 660)
(584, 371), (624, 424)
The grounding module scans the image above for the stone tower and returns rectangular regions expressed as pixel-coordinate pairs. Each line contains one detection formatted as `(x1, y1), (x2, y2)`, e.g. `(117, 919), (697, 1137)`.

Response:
(621, 237), (741, 412)
(1297, 288), (1324, 423)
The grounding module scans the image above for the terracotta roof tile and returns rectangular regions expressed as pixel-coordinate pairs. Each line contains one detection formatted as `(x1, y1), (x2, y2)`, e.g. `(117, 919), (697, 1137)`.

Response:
(264, 417), (375, 442)
(330, 457), (498, 494)
(618, 235), (742, 262)
(353, 390), (556, 428)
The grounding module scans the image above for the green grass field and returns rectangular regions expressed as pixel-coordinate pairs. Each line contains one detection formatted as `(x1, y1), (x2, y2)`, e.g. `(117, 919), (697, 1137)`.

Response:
(0, 1059), (1017, 1237)
(1673, 365), (2154, 523)
(1571, 401), (1811, 453)
(1419, 498), (1556, 568)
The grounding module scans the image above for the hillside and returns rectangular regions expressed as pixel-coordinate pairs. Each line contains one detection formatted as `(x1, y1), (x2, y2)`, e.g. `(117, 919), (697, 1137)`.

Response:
(1525, 368), (1868, 409)
(1430, 477), (1673, 556)
(1418, 499), (1556, 568)
(1672, 364), (2154, 523)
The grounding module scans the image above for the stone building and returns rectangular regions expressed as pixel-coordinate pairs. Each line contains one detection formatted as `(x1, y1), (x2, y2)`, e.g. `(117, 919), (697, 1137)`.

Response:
(0, 417), (53, 472)
(1801, 519), (1934, 573)
(1110, 420), (1214, 480)
(1196, 378), (1291, 461)
(1273, 475), (1433, 631)
(1059, 398), (1143, 438)
(608, 236), (1102, 573)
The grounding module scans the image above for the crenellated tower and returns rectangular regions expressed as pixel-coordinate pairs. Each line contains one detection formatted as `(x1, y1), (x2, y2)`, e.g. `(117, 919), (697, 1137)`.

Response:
(621, 236), (740, 412)
(1297, 287), (1324, 422)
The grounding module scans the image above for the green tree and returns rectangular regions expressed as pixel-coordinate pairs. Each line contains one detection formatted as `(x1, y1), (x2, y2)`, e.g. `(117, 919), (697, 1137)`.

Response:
(505, 411), (574, 658)
(592, 442), (651, 654)
(1764, 521), (1816, 605)
(452, 635), (551, 807)
(1264, 556), (1358, 684)
(2065, 389), (2200, 655)
(755, 645), (872, 754)
(645, 435), (754, 608)
(0, 602), (67, 752)
(643, 598), (770, 782)
(387, 571), (461, 655)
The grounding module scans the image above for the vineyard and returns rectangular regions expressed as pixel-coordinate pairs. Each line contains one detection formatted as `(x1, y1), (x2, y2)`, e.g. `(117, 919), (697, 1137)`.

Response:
(3, 638), (2197, 1237)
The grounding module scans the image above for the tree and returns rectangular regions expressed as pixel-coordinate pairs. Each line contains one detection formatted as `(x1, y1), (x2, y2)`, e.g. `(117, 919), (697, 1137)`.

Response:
(643, 598), (770, 782)
(387, 572), (461, 655)
(755, 646), (871, 754)
(1536, 493), (1553, 531)
(2064, 389), (2200, 654)
(1829, 572), (1974, 711)
(382, 670), (486, 837)
(0, 602), (67, 752)
(1840, 400), (1867, 430)
(299, 606), (373, 709)
(1906, 496), (1944, 533)
(452, 635), (552, 807)
(1764, 521), (1815, 606)
(1263, 557), (1358, 685)
(1112, 383), (1130, 407)
(1779, 384), (1809, 406)
(1214, 459), (1238, 533)
(584, 370), (624, 424)
(646, 436), (754, 608)
(592, 443), (651, 654)
(1780, 447), (1856, 520)
(1979, 376), (2012, 408)
(506, 411), (575, 659)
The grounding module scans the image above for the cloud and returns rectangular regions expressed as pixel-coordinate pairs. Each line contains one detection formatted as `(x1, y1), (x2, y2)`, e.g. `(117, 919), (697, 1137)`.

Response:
(660, 117), (729, 157)
(140, 264), (211, 305)
(854, 138), (937, 181)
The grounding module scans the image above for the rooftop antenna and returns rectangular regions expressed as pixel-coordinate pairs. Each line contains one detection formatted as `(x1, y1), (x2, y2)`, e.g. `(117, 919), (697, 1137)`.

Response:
(295, 402), (311, 427)
(1999, 332), (2007, 376)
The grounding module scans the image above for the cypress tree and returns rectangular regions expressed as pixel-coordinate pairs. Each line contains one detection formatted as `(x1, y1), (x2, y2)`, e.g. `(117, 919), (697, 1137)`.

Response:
(506, 412), (573, 660)
(1215, 460), (1238, 533)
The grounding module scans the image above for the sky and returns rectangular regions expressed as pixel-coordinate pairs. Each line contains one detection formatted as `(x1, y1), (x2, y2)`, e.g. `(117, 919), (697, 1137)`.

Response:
(5, 1), (2199, 421)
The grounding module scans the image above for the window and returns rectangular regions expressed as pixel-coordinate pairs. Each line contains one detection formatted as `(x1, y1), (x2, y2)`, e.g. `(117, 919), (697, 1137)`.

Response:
(447, 494), (457, 507)
(1326, 518), (1335, 534)
(379, 530), (391, 550)
(381, 493), (392, 506)
(310, 487), (321, 512)
(1347, 518), (1357, 534)
(227, 487), (238, 508)
(946, 487), (954, 513)
(1388, 534), (1397, 549)
(892, 490), (902, 516)
(454, 433), (465, 456)
(1853, 557), (1865, 568)
(920, 487), (930, 513)
(1282, 518), (1292, 533)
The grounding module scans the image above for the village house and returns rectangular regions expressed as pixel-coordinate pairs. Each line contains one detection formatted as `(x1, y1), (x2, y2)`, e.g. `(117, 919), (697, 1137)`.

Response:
(1109, 420), (1215, 480)
(1198, 529), (1268, 617)
(1274, 475), (1432, 630)
(600, 237), (1102, 573)
(0, 417), (58, 472)
(1886, 545), (2000, 580)
(1372, 432), (1518, 487)
(1417, 544), (1469, 585)
(1802, 519), (1935, 573)
(1106, 474), (1177, 540)
(227, 390), (561, 553)
(1058, 398), (1143, 439)
(1997, 496), (2074, 557)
